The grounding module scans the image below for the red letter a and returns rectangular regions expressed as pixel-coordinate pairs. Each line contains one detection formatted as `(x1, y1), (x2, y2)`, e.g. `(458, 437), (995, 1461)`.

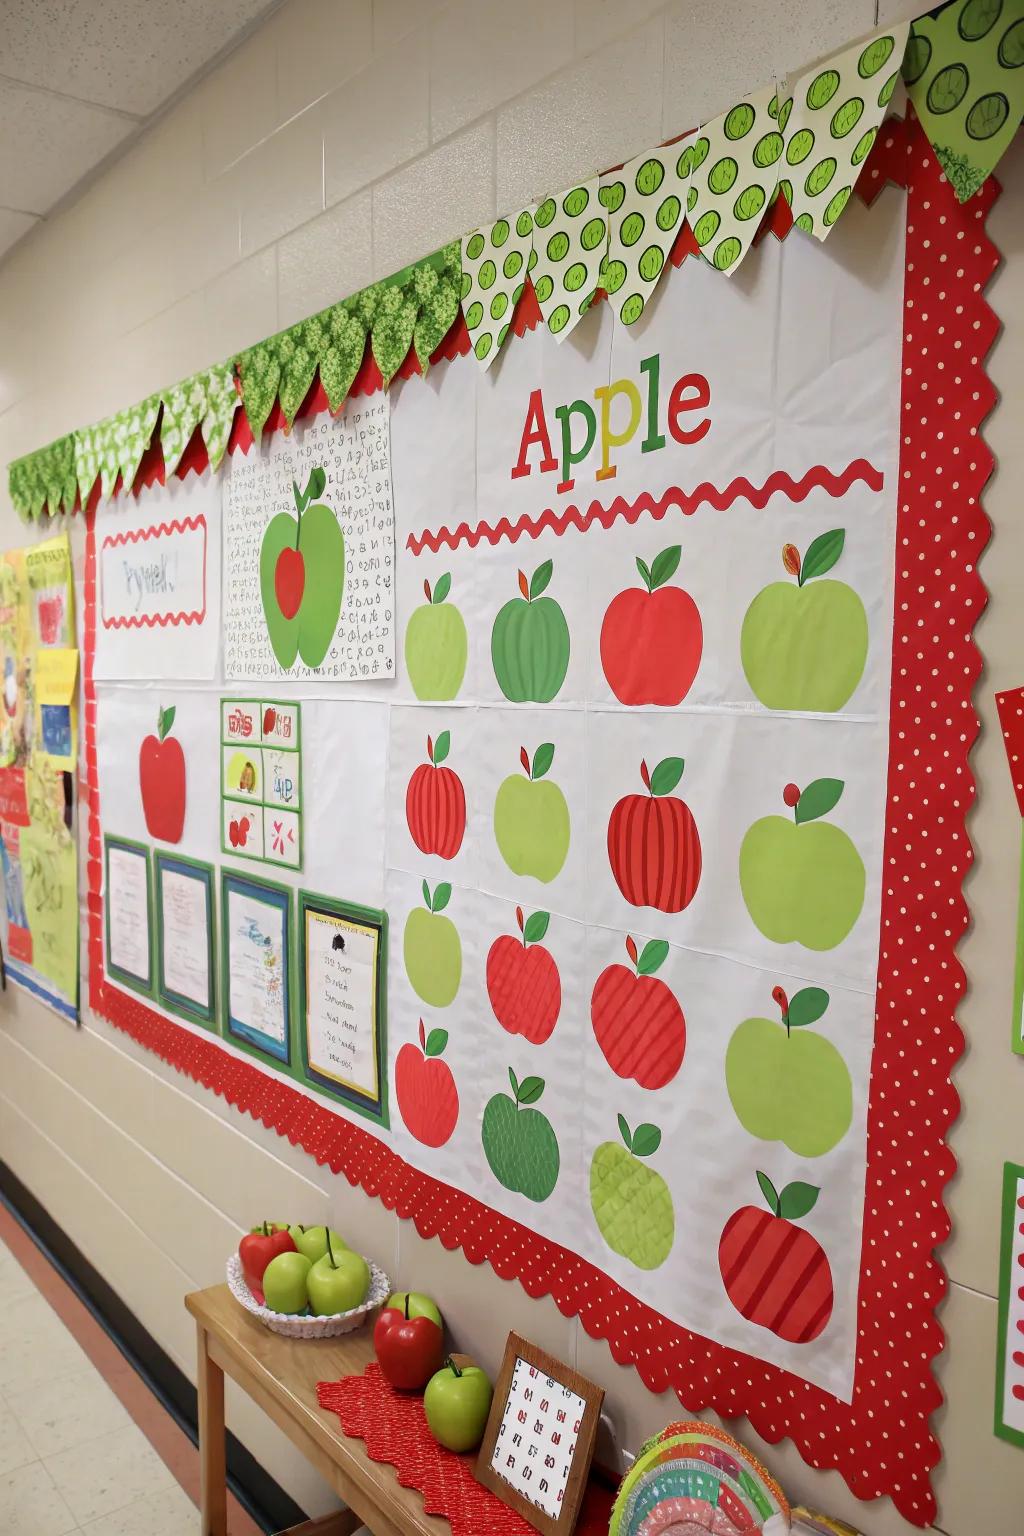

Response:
(511, 389), (557, 480)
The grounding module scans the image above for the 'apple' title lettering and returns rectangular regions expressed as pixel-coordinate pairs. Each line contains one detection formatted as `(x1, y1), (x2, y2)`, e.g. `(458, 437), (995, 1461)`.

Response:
(511, 353), (712, 493)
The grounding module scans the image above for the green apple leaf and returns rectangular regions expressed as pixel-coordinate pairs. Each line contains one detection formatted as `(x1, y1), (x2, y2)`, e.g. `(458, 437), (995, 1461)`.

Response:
(425, 1028), (448, 1057)
(631, 1123), (662, 1158)
(635, 557), (653, 591)
(795, 778), (844, 824)
(431, 882), (452, 913)
(637, 939), (669, 976)
(799, 528), (844, 585)
(432, 730), (451, 765)
(422, 879), (432, 909)
(523, 911), (550, 944)
(649, 546), (681, 591)
(756, 1169), (780, 1214)
(786, 986), (829, 1028)
(508, 1066), (519, 1096)
(158, 705), (176, 741)
(617, 1112), (633, 1150)
(432, 572), (452, 605)
(532, 742), (555, 780)
(530, 560), (553, 600)
(306, 465), (327, 503)
(517, 1075), (545, 1105)
(778, 1181), (821, 1222)
(650, 757), (685, 797)
(292, 477), (306, 513)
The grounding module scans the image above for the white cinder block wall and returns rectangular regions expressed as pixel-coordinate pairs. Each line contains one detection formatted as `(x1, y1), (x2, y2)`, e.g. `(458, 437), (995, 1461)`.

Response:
(1, 2), (1023, 1530)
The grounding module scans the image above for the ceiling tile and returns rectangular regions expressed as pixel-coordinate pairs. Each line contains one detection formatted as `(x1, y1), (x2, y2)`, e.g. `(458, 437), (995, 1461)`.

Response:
(0, 81), (137, 213)
(0, 208), (39, 263)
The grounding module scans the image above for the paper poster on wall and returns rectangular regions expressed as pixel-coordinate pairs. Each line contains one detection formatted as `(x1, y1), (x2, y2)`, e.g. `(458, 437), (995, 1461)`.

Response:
(221, 699), (302, 868)
(35, 647), (78, 770)
(223, 402), (395, 682)
(299, 891), (388, 1126)
(104, 836), (152, 996)
(995, 1160), (1024, 1449)
(155, 851), (215, 1027)
(222, 870), (292, 1064)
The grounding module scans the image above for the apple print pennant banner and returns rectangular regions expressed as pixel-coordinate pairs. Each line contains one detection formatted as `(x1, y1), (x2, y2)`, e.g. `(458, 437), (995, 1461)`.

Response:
(780, 24), (909, 238)
(7, 434), (77, 520)
(75, 395), (162, 501)
(685, 82), (785, 272)
(529, 178), (607, 340)
(461, 213), (535, 370)
(600, 147), (689, 323)
(160, 362), (238, 475)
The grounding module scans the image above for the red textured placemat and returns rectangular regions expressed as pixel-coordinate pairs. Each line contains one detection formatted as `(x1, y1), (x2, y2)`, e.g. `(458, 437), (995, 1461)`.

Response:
(317, 1362), (614, 1535)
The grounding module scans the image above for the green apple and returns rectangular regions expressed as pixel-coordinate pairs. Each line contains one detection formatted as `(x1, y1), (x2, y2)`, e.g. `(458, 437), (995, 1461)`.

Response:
(493, 743), (570, 883)
(290, 1225), (349, 1263)
(740, 779), (865, 951)
(405, 573), (467, 700)
(482, 1069), (560, 1202)
(386, 1291), (443, 1329)
(741, 529), (868, 711)
(424, 1358), (493, 1452)
(726, 984), (852, 1157)
(306, 1234), (370, 1316)
(590, 1115), (674, 1270)
(259, 465), (346, 670)
(404, 881), (462, 1006)
(262, 1251), (312, 1313)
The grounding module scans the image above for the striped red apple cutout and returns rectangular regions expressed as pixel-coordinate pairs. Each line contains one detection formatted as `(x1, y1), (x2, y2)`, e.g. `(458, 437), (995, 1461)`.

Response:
(405, 730), (466, 858)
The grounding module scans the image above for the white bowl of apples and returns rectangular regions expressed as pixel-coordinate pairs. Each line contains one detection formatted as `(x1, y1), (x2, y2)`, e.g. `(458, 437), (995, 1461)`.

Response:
(229, 1223), (390, 1339)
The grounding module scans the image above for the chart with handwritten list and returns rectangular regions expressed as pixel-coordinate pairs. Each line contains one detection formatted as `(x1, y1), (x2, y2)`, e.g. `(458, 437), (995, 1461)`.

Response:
(223, 400), (394, 682)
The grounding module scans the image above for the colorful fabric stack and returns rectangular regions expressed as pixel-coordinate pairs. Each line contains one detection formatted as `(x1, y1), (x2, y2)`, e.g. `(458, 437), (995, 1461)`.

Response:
(610, 1421), (790, 1533)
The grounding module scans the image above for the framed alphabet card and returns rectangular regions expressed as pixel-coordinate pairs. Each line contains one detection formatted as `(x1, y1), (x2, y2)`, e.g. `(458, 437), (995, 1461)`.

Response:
(476, 1332), (603, 1535)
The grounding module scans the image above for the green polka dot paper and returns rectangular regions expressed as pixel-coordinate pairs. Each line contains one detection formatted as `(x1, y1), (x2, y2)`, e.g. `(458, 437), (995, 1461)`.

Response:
(780, 24), (909, 240)
(685, 83), (783, 274)
(461, 214), (534, 369)
(599, 148), (689, 325)
(905, 0), (1024, 204)
(529, 178), (607, 340)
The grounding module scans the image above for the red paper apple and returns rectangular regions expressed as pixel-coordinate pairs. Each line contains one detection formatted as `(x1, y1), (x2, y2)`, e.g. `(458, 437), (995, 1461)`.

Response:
(486, 906), (560, 1044)
(718, 1172), (834, 1343)
(395, 1021), (459, 1147)
(591, 935), (685, 1088)
(406, 732), (466, 859)
(263, 706), (277, 735)
(601, 546), (703, 705)
(238, 1223), (296, 1293)
(274, 545), (305, 619)
(228, 815), (251, 849)
(607, 757), (701, 913)
(374, 1295), (445, 1390)
(139, 704), (186, 844)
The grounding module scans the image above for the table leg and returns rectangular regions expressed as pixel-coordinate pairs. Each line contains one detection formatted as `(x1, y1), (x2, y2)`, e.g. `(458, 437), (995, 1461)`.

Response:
(196, 1321), (228, 1536)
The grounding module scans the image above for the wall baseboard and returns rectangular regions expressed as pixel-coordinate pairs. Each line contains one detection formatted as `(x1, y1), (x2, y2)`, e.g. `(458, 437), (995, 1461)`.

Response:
(0, 1159), (307, 1536)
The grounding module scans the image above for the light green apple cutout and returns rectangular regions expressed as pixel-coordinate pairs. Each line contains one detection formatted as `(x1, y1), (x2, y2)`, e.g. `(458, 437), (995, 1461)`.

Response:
(726, 984), (853, 1157)
(590, 1115), (674, 1271)
(741, 529), (868, 711)
(740, 778), (865, 951)
(404, 880), (462, 1007)
(493, 743), (570, 884)
(405, 573), (468, 700)
(259, 465), (346, 670)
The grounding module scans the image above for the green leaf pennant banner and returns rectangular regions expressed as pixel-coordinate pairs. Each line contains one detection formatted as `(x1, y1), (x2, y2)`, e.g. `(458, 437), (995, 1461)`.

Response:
(461, 212), (534, 368)
(905, 0), (1024, 203)
(530, 179), (607, 339)
(161, 363), (238, 475)
(781, 24), (909, 239)
(75, 395), (161, 501)
(600, 148), (690, 323)
(8, 435), (77, 520)
(687, 83), (784, 273)
(412, 241), (462, 372)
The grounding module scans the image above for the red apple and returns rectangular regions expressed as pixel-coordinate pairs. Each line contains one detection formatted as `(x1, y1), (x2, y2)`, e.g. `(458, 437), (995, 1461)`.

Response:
(139, 705), (186, 844)
(601, 546), (702, 705)
(406, 732), (465, 859)
(263, 707), (277, 735)
(607, 757), (701, 913)
(591, 935), (685, 1088)
(719, 1172), (834, 1343)
(275, 546), (305, 619)
(395, 1021), (459, 1147)
(374, 1296), (445, 1390)
(486, 907), (560, 1044)
(238, 1223), (296, 1293)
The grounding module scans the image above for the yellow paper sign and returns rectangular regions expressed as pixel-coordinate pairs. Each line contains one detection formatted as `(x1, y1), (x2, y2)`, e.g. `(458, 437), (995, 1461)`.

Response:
(35, 646), (79, 770)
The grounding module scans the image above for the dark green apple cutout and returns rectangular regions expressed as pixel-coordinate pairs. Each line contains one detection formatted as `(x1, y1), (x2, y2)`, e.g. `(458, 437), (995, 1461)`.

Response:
(740, 779), (866, 951)
(590, 1115), (674, 1270)
(491, 560), (570, 703)
(259, 465), (345, 670)
(482, 1068), (560, 1202)
(726, 984), (853, 1157)
(404, 573), (468, 700)
(741, 529), (868, 712)
(403, 879), (462, 1008)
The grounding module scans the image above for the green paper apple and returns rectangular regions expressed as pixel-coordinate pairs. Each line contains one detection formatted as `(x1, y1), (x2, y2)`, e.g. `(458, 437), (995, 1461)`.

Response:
(259, 464), (345, 669)
(404, 881), (462, 1006)
(306, 1232), (370, 1316)
(424, 1357), (494, 1452)
(405, 573), (468, 699)
(590, 1115), (674, 1270)
(262, 1250), (312, 1314)
(386, 1291), (443, 1329)
(740, 778), (865, 951)
(726, 985), (853, 1157)
(491, 560), (570, 702)
(493, 743), (570, 884)
(740, 530), (868, 711)
(289, 1225), (349, 1263)
(482, 1069), (560, 1202)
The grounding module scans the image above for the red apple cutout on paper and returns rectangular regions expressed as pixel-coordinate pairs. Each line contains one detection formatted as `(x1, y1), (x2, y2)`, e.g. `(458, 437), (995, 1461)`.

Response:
(718, 1172), (834, 1344)
(374, 1294), (445, 1391)
(395, 1021), (460, 1147)
(486, 906), (561, 1044)
(139, 704), (186, 844)
(601, 545), (703, 705)
(274, 546), (305, 619)
(607, 757), (701, 913)
(406, 732), (466, 859)
(591, 935), (685, 1089)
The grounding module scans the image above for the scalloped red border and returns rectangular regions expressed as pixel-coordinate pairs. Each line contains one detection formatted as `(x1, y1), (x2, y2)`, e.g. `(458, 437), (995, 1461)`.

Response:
(82, 114), (995, 1526)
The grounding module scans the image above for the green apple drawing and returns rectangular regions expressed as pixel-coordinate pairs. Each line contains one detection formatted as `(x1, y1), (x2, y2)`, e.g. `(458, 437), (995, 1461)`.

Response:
(590, 1115), (674, 1271)
(403, 880), (462, 1007)
(741, 530), (868, 711)
(481, 1068), (560, 1202)
(259, 464), (345, 669)
(491, 560), (570, 702)
(740, 779), (865, 951)
(726, 984), (853, 1157)
(405, 573), (468, 700)
(493, 743), (570, 884)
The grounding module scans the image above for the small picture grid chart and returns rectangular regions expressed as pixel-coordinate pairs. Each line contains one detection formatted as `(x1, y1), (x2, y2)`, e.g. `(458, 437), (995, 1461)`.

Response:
(491, 1356), (586, 1520)
(220, 698), (302, 868)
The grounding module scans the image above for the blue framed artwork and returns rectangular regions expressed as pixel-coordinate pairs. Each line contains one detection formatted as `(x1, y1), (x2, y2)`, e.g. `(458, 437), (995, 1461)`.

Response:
(220, 869), (292, 1065)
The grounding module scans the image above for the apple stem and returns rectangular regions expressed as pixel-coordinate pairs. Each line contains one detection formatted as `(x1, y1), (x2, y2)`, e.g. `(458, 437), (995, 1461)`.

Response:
(445, 1355), (463, 1378)
(325, 1229), (337, 1270)
(404, 1294), (410, 1320)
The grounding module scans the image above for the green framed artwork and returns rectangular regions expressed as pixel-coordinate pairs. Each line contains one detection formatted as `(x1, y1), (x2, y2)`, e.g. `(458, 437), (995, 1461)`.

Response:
(220, 697), (303, 869)
(103, 835), (153, 998)
(297, 890), (389, 1128)
(1012, 833), (1024, 1057)
(220, 868), (293, 1068)
(995, 1160), (1024, 1449)
(155, 851), (217, 1029)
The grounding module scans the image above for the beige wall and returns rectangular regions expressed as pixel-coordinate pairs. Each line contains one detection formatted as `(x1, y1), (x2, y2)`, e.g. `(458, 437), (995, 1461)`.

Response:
(1, 2), (1022, 1531)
